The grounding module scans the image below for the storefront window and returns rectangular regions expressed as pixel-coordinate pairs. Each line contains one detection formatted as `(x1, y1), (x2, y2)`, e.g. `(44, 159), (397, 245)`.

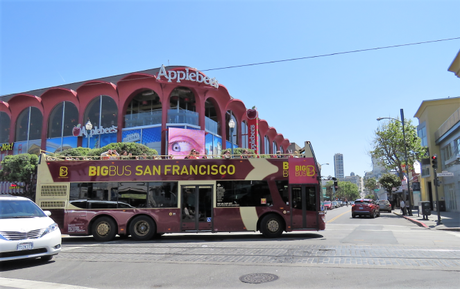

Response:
(0, 112), (10, 143)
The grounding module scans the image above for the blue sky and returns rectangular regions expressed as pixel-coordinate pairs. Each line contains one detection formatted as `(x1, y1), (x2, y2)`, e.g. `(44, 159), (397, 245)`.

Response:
(1, 0), (459, 178)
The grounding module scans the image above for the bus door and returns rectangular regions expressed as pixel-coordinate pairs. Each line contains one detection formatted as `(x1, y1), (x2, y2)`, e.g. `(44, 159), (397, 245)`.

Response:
(290, 185), (318, 229)
(181, 184), (213, 232)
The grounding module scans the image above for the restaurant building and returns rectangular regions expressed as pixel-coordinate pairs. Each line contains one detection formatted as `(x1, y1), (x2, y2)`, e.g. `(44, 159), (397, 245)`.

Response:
(0, 65), (292, 192)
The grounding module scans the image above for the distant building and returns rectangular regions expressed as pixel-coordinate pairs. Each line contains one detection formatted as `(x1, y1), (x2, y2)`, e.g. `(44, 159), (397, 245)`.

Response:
(341, 172), (363, 195)
(334, 153), (344, 179)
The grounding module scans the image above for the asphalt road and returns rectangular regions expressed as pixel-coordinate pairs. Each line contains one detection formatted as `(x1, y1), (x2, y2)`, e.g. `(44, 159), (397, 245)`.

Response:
(1, 206), (460, 289)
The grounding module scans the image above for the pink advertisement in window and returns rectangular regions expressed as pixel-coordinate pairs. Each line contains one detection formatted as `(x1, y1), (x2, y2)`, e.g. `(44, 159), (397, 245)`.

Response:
(168, 128), (205, 159)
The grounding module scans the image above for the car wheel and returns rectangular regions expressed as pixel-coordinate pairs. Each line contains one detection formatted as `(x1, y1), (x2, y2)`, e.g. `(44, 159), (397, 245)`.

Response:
(260, 214), (284, 238)
(92, 216), (117, 242)
(352, 214), (356, 218)
(129, 215), (156, 241)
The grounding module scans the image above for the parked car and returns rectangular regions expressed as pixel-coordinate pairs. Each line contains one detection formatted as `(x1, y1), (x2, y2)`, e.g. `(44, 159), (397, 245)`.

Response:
(377, 200), (392, 212)
(324, 201), (333, 210)
(332, 201), (338, 208)
(351, 199), (380, 218)
(0, 195), (62, 262)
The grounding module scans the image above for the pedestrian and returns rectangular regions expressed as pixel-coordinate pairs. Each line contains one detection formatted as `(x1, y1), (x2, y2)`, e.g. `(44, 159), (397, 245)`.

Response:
(406, 200), (411, 216)
(223, 150), (231, 159)
(400, 199), (406, 215)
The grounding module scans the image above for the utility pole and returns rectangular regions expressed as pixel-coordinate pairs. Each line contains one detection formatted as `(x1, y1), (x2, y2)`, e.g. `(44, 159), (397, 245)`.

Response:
(400, 109), (412, 216)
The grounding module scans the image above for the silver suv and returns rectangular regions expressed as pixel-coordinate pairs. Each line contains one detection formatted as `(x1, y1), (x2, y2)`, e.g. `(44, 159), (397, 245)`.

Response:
(377, 200), (392, 212)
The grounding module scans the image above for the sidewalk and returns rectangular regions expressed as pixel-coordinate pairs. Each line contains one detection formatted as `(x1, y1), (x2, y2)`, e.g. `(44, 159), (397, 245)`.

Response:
(394, 209), (460, 231)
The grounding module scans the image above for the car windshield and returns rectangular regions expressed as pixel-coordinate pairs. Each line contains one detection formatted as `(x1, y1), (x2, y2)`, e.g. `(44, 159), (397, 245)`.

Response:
(0, 200), (46, 219)
(324, 201), (331, 204)
(355, 200), (369, 205)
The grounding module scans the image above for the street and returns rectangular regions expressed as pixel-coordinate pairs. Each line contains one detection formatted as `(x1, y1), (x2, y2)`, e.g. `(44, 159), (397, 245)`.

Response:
(1, 206), (460, 289)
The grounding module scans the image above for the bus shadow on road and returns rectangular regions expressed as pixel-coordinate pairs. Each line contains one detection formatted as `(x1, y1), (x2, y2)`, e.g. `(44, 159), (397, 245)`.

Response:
(62, 232), (324, 244)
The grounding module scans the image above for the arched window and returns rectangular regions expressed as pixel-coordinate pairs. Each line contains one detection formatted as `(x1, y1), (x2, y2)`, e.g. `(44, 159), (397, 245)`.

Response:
(241, 121), (248, 148)
(125, 90), (161, 128)
(48, 101), (79, 138)
(0, 112), (10, 143)
(226, 111), (237, 145)
(83, 95), (118, 148)
(273, 141), (278, 154)
(15, 107), (42, 141)
(84, 95), (118, 130)
(204, 98), (218, 134)
(167, 87), (198, 126)
(264, 136), (269, 154)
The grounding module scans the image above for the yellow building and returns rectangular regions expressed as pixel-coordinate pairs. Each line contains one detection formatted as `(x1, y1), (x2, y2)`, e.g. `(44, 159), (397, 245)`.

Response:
(414, 50), (460, 212)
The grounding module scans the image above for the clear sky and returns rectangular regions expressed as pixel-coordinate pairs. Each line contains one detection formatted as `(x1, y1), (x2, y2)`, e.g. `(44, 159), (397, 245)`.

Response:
(1, 0), (459, 178)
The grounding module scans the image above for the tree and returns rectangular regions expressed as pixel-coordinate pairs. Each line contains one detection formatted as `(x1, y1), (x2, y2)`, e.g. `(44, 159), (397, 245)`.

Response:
(0, 154), (39, 200)
(364, 178), (377, 196)
(336, 181), (359, 201)
(371, 118), (427, 180)
(378, 173), (401, 196)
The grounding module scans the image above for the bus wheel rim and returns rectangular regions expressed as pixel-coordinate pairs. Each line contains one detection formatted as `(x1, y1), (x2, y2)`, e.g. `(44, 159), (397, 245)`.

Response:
(267, 219), (279, 232)
(135, 221), (150, 236)
(97, 222), (110, 236)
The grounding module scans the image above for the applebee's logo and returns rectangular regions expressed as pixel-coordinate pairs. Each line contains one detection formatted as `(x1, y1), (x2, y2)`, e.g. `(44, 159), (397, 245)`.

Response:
(156, 65), (219, 89)
(59, 166), (68, 177)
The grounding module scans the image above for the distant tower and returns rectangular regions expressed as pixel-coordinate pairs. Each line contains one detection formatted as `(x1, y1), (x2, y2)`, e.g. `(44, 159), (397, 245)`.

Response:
(334, 153), (344, 179)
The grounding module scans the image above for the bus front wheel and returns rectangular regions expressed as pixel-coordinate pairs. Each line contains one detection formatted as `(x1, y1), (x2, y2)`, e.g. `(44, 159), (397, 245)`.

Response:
(92, 217), (117, 242)
(260, 214), (284, 238)
(129, 216), (156, 241)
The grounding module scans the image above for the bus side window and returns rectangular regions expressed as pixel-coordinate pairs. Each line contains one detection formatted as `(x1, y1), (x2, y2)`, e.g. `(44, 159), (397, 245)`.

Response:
(306, 187), (317, 211)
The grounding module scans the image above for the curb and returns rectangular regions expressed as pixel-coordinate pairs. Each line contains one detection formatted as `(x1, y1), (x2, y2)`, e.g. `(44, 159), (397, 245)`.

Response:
(393, 212), (429, 228)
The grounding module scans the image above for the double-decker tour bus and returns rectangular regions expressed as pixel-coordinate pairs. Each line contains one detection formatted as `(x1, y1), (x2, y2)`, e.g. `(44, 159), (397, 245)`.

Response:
(35, 141), (326, 241)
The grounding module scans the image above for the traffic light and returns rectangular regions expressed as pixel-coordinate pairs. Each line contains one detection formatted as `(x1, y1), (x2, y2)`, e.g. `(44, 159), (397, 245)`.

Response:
(333, 180), (338, 191)
(431, 155), (438, 169)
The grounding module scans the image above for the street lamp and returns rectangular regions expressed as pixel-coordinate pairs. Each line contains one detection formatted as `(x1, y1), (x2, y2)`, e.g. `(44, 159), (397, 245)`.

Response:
(85, 120), (93, 149)
(377, 108), (412, 216)
(228, 118), (235, 158)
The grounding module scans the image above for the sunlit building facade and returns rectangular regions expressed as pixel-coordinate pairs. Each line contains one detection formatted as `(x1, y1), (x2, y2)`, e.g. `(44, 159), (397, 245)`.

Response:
(0, 65), (292, 192)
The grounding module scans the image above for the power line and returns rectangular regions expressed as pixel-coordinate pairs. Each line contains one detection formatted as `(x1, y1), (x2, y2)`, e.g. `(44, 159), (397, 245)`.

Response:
(201, 37), (460, 72)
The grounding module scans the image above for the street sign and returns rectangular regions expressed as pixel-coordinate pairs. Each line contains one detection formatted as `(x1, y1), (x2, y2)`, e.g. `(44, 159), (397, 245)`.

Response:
(437, 171), (454, 177)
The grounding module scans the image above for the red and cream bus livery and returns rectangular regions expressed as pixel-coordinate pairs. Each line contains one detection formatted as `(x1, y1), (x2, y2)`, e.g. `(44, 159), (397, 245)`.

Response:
(36, 146), (325, 241)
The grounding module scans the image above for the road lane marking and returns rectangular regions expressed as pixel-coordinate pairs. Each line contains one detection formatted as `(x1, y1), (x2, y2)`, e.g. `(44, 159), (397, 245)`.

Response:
(0, 277), (96, 289)
(327, 209), (351, 223)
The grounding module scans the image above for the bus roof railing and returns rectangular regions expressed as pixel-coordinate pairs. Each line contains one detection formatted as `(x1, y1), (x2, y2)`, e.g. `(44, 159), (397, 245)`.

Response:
(40, 150), (310, 161)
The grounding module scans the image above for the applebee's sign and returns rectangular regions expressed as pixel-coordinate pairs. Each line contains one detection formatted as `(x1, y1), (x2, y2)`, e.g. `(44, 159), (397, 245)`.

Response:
(156, 65), (219, 89)
(72, 124), (118, 137)
(246, 108), (259, 151)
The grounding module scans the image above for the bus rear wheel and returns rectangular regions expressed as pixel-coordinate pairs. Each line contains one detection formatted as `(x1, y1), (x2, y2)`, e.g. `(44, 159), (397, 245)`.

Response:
(92, 217), (117, 242)
(129, 216), (156, 241)
(260, 214), (284, 238)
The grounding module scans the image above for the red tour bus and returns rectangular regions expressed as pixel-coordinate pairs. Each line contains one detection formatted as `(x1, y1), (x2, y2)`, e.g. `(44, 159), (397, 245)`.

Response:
(36, 142), (326, 241)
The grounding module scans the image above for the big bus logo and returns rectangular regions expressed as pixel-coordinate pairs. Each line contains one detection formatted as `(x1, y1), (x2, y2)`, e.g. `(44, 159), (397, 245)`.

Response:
(295, 165), (315, 177)
(59, 166), (69, 177)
